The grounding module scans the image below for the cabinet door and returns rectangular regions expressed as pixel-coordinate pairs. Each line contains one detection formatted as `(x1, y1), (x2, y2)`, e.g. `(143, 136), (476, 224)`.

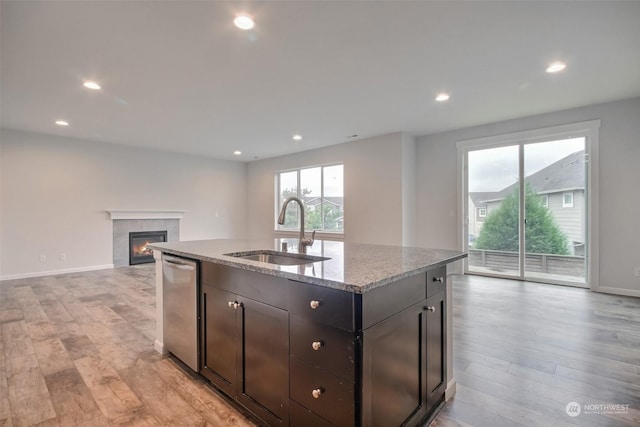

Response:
(201, 284), (237, 397)
(425, 290), (447, 410)
(362, 300), (426, 427)
(237, 296), (289, 425)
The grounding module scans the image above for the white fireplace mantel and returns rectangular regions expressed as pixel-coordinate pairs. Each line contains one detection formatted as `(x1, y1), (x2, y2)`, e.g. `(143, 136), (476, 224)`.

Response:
(107, 210), (187, 220)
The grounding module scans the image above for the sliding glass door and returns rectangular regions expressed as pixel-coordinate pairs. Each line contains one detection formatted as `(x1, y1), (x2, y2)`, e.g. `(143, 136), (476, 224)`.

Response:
(465, 137), (587, 286)
(467, 145), (521, 277)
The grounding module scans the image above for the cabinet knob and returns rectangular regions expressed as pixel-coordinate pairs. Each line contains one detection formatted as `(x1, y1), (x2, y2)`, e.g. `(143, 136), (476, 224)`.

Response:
(433, 276), (444, 283)
(228, 301), (234, 308)
(311, 341), (322, 351)
(426, 306), (436, 312)
(309, 300), (320, 310)
(228, 301), (241, 310)
(312, 388), (323, 399)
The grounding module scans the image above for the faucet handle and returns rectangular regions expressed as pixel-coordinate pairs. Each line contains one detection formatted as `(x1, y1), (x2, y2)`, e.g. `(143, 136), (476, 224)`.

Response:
(301, 230), (316, 248)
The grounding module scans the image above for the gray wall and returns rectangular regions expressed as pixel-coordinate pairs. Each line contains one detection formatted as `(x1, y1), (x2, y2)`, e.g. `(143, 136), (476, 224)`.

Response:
(0, 129), (247, 279)
(417, 97), (640, 296)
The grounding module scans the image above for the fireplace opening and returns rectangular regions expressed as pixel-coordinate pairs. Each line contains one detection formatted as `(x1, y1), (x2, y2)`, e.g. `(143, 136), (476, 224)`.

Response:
(129, 230), (167, 265)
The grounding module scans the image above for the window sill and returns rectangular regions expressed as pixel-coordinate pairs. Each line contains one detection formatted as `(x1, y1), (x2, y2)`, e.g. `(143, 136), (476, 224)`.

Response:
(274, 230), (344, 241)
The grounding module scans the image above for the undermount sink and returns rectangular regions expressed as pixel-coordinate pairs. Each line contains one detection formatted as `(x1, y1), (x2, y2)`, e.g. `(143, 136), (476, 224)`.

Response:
(225, 250), (330, 266)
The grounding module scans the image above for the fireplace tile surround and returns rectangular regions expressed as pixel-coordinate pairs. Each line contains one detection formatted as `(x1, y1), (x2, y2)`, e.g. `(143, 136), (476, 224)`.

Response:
(108, 210), (184, 268)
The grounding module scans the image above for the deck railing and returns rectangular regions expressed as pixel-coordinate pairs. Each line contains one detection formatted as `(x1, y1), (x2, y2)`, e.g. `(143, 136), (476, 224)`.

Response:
(468, 249), (585, 277)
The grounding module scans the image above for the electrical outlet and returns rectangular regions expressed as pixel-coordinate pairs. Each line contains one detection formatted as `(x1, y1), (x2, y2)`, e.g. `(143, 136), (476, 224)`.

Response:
(635, 267), (640, 277)
(59, 253), (66, 261)
(39, 255), (46, 262)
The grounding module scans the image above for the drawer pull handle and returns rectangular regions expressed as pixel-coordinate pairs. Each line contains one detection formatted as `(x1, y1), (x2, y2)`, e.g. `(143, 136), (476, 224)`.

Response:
(311, 341), (322, 351)
(228, 301), (241, 310)
(312, 388), (323, 399)
(426, 306), (436, 312)
(433, 277), (444, 283)
(309, 300), (320, 310)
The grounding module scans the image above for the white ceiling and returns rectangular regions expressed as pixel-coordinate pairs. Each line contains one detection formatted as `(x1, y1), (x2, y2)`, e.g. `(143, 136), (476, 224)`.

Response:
(2, 1), (639, 162)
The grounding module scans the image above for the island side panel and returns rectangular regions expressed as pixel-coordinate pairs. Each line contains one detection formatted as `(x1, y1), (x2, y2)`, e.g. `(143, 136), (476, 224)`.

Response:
(153, 249), (167, 354)
(445, 272), (456, 399)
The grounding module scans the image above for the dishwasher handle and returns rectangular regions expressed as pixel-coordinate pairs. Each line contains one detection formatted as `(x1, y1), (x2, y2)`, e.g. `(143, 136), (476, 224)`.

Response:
(163, 255), (196, 271)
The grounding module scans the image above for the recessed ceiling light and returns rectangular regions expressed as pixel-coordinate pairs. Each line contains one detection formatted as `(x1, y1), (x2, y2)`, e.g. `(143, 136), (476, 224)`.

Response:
(234, 15), (254, 30)
(546, 62), (566, 73)
(435, 93), (450, 102)
(83, 81), (101, 90)
(292, 134), (302, 141)
(55, 120), (69, 126)
(234, 150), (242, 155)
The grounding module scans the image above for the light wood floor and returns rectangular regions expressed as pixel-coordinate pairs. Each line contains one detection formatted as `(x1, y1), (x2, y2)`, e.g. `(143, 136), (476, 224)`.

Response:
(1, 266), (638, 426)
(0, 265), (257, 427)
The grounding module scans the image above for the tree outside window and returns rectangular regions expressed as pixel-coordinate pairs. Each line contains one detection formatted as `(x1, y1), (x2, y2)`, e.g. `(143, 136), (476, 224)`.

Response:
(474, 183), (569, 255)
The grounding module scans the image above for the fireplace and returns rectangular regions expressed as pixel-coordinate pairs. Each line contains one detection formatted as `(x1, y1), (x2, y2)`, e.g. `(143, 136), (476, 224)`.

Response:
(129, 230), (167, 265)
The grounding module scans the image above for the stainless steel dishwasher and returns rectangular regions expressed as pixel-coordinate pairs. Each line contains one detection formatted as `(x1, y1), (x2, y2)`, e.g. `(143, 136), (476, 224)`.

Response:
(162, 254), (199, 371)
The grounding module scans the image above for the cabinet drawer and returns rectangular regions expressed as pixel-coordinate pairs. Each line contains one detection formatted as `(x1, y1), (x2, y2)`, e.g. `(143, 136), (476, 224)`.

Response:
(290, 400), (335, 427)
(202, 262), (287, 309)
(290, 315), (356, 382)
(288, 281), (354, 331)
(427, 267), (446, 297)
(290, 358), (355, 427)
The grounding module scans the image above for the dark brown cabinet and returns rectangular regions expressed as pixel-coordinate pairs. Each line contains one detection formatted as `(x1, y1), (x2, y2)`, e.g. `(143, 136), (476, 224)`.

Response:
(288, 280), (357, 426)
(201, 267), (289, 426)
(201, 284), (237, 397)
(362, 300), (426, 426)
(425, 267), (448, 413)
(198, 262), (449, 427)
(425, 290), (446, 410)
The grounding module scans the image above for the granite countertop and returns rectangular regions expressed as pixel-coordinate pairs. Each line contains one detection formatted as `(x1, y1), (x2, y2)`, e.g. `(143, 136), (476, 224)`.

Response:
(149, 238), (466, 293)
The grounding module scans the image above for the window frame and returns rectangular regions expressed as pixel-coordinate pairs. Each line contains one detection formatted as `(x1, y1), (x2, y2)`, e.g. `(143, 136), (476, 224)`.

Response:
(562, 192), (574, 208)
(477, 207), (487, 218)
(541, 194), (549, 208)
(275, 163), (344, 236)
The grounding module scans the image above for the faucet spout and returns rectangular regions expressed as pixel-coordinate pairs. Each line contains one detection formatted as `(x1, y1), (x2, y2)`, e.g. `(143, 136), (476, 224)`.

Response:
(277, 197), (314, 253)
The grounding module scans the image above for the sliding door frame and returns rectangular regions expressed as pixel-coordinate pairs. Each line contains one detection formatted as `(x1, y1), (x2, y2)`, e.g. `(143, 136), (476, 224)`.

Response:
(456, 120), (600, 290)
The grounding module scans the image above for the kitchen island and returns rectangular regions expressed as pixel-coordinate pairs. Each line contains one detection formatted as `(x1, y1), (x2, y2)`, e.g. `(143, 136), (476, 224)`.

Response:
(150, 238), (466, 427)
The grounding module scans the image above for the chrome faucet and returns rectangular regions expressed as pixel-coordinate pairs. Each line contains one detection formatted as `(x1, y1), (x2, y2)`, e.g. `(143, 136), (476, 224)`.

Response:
(277, 196), (315, 254)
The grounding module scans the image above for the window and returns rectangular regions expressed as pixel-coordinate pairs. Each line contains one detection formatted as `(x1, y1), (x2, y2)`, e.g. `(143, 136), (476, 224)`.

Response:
(477, 208), (487, 218)
(541, 195), (549, 208)
(563, 192), (574, 208)
(276, 164), (344, 233)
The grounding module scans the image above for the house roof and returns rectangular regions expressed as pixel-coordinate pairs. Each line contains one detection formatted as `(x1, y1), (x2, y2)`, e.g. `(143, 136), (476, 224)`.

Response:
(303, 196), (344, 207)
(469, 192), (500, 207)
(470, 150), (585, 204)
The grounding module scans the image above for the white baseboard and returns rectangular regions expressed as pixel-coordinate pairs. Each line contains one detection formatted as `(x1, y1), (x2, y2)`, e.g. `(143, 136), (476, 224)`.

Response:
(592, 285), (640, 298)
(0, 264), (114, 281)
(154, 339), (166, 354)
(445, 379), (457, 400)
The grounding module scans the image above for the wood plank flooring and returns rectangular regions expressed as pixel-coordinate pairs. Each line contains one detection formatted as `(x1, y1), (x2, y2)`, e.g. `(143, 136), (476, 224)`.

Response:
(434, 275), (640, 427)
(1, 266), (638, 426)
(0, 265), (256, 427)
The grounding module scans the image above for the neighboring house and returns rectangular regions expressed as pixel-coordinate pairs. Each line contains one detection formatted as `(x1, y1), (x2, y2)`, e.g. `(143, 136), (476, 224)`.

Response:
(303, 196), (344, 212)
(469, 150), (585, 255)
(302, 196), (344, 230)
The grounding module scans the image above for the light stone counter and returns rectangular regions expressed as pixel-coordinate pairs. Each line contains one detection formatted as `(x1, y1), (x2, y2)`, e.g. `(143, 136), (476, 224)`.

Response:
(149, 238), (466, 293)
